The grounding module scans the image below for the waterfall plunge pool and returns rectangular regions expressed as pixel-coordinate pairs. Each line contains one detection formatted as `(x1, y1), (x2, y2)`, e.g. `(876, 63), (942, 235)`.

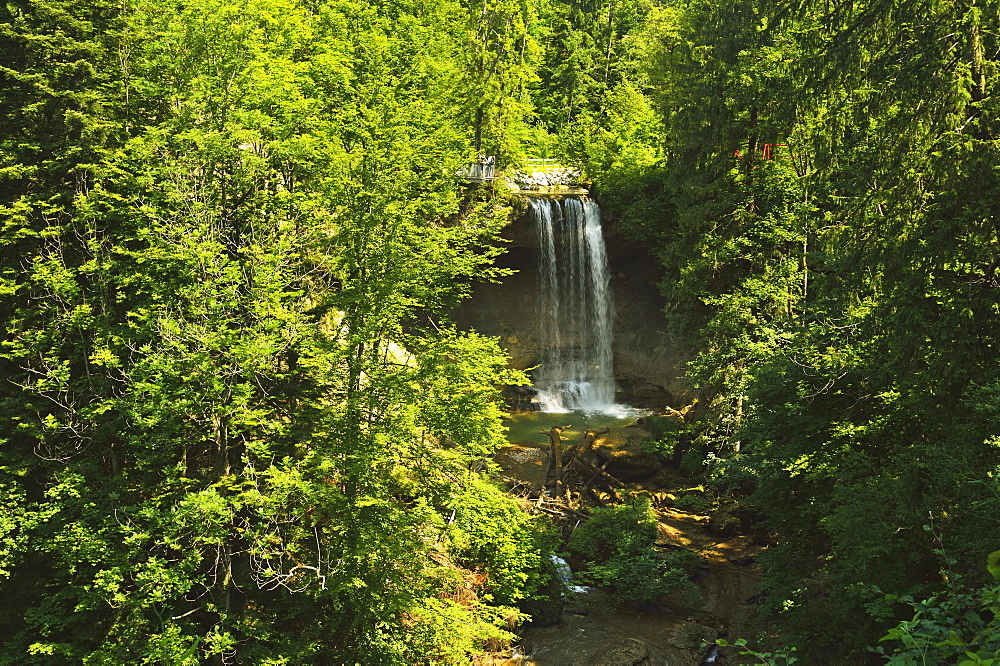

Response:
(502, 195), (651, 446)
(503, 407), (648, 447)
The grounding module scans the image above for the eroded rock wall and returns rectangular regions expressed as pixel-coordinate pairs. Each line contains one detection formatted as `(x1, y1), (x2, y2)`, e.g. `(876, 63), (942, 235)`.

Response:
(452, 199), (694, 408)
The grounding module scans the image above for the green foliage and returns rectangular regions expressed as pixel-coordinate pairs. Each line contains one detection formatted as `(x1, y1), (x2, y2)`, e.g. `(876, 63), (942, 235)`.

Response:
(567, 498), (696, 604)
(568, 497), (658, 561)
(988, 551), (1000, 582)
(611, 0), (1000, 659)
(873, 558), (1000, 665)
(0, 0), (544, 662)
(673, 487), (712, 514)
(7, 0), (1000, 661)
(586, 549), (693, 605)
(445, 477), (541, 604)
(678, 447), (705, 474)
(713, 637), (799, 665)
(869, 547), (1000, 664)
(531, 0), (653, 133)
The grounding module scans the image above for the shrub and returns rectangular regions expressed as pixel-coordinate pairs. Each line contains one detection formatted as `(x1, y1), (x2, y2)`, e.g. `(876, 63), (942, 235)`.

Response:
(872, 552), (1000, 664)
(673, 488), (713, 514)
(567, 498), (696, 603)
(568, 498), (659, 562)
(587, 550), (693, 604)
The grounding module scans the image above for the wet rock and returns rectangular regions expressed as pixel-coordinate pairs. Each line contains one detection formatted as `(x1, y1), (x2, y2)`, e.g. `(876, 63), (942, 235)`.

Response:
(452, 223), (694, 407)
(520, 591), (563, 627)
(520, 557), (565, 627)
(698, 614), (729, 634)
(502, 384), (540, 411)
(593, 638), (650, 666)
(666, 622), (717, 664)
(593, 426), (665, 481)
(648, 468), (686, 490)
(494, 445), (549, 489)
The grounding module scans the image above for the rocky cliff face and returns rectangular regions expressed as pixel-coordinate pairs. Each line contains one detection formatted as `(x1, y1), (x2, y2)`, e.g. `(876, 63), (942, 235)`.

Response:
(452, 198), (694, 408)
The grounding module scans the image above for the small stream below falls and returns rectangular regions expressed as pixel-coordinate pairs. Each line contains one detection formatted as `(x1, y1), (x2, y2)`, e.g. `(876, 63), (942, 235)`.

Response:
(485, 486), (765, 666)
(491, 417), (766, 666)
(483, 195), (763, 664)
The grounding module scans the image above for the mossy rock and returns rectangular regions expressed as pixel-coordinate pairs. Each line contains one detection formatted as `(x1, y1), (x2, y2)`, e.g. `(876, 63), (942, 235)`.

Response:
(519, 557), (565, 626)
(593, 638), (650, 666)
(592, 426), (665, 481)
(666, 622), (717, 664)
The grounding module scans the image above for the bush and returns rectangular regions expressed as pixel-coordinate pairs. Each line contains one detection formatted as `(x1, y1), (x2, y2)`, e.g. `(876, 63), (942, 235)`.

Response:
(568, 499), (659, 562)
(567, 498), (696, 603)
(587, 550), (693, 604)
(872, 552), (1000, 664)
(679, 447), (706, 474)
(673, 488), (713, 514)
(660, 546), (704, 577)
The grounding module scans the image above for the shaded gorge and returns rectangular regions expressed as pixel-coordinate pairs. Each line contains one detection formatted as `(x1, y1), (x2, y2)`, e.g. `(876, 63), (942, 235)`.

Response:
(453, 193), (691, 415)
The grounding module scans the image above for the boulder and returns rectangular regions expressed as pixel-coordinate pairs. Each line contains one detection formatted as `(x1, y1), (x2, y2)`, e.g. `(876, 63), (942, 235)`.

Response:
(666, 622), (717, 664)
(519, 588), (563, 627)
(494, 445), (549, 490)
(592, 426), (664, 481)
(502, 384), (540, 411)
(593, 638), (650, 666)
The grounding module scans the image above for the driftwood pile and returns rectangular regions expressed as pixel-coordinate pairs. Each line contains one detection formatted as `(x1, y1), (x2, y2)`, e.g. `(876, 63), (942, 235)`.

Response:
(514, 425), (629, 521)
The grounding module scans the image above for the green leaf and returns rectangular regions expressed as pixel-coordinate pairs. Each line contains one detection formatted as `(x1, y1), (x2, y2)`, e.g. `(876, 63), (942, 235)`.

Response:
(987, 551), (1000, 581)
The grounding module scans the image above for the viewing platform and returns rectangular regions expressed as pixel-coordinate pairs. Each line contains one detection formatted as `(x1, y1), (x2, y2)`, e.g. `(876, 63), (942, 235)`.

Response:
(459, 162), (498, 183)
(459, 158), (588, 194)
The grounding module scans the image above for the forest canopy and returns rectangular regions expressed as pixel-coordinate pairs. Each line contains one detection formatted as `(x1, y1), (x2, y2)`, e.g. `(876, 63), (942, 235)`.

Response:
(1, 0), (999, 663)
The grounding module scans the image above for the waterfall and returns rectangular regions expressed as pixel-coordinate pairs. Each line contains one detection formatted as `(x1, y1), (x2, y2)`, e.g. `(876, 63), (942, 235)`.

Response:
(548, 554), (591, 595)
(531, 196), (616, 413)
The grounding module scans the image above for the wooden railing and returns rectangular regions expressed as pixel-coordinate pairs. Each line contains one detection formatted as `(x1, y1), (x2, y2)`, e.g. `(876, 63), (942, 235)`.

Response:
(522, 158), (563, 173)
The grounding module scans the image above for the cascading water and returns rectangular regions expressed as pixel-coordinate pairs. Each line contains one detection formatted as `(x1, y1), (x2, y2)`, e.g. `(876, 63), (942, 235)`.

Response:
(531, 196), (617, 413)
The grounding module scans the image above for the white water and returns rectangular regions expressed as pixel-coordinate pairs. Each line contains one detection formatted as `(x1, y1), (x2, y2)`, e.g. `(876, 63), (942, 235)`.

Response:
(531, 197), (619, 414)
(548, 554), (591, 595)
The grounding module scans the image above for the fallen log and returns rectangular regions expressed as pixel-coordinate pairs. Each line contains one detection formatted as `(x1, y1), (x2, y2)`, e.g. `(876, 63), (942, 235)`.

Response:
(541, 499), (591, 520)
(577, 458), (621, 502)
(537, 447), (553, 507)
(562, 428), (609, 464)
(578, 457), (623, 489)
(535, 503), (591, 521)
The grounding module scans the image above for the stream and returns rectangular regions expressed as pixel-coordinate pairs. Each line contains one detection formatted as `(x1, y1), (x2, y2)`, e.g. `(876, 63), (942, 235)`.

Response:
(483, 194), (763, 664)
(489, 423), (765, 666)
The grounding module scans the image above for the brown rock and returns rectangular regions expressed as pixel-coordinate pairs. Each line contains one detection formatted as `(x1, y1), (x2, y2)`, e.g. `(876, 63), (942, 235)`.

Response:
(592, 427), (664, 481)
(666, 622), (717, 664)
(451, 223), (697, 408)
(593, 638), (650, 666)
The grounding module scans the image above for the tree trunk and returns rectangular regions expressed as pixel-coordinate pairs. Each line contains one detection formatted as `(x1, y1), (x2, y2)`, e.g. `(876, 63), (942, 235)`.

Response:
(210, 410), (232, 666)
(542, 426), (570, 499)
(474, 106), (484, 153)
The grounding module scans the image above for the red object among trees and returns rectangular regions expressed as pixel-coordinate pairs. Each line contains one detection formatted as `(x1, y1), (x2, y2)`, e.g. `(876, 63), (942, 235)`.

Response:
(733, 143), (789, 160)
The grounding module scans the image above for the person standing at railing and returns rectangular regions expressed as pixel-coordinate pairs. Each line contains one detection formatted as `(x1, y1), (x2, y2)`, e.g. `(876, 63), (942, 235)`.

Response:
(485, 154), (495, 179)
